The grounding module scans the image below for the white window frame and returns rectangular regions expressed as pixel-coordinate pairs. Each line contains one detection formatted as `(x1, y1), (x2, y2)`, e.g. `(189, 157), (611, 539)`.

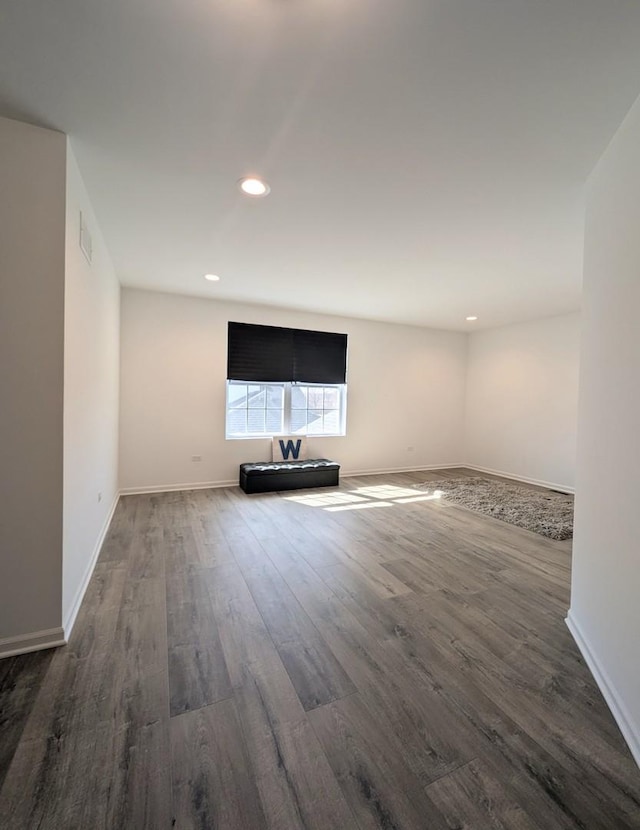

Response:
(226, 380), (347, 439)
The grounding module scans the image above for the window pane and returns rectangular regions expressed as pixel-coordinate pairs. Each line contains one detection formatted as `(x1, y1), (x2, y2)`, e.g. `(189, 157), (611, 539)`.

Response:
(247, 386), (265, 408)
(267, 385), (284, 408)
(323, 387), (339, 409)
(323, 409), (340, 433)
(266, 409), (283, 433)
(290, 409), (308, 433)
(307, 409), (323, 433)
(307, 388), (323, 409)
(248, 409), (266, 432)
(228, 385), (247, 408)
(227, 381), (345, 438)
(291, 386), (307, 409)
(227, 409), (247, 434)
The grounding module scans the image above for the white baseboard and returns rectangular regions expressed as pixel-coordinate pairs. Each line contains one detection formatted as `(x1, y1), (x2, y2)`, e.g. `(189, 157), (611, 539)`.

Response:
(0, 627), (66, 660)
(566, 611), (640, 768)
(120, 480), (237, 496)
(121, 466), (466, 494)
(464, 464), (574, 494)
(118, 463), (571, 496)
(342, 463), (466, 478)
(63, 491), (120, 639)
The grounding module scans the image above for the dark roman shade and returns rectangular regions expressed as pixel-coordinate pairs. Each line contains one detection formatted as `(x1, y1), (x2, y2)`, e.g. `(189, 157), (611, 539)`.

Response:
(227, 322), (348, 384)
(227, 323), (293, 382)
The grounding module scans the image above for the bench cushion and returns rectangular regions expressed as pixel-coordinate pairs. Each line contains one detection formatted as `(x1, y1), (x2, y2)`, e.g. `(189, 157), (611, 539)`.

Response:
(239, 459), (340, 493)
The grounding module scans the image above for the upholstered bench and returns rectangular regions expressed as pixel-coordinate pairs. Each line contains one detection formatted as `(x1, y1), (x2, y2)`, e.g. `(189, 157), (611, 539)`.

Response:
(239, 459), (340, 494)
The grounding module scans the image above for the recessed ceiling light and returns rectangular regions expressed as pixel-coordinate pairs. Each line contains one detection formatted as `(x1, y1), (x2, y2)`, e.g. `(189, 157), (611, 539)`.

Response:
(204, 274), (220, 282)
(238, 177), (270, 197)
(466, 316), (478, 321)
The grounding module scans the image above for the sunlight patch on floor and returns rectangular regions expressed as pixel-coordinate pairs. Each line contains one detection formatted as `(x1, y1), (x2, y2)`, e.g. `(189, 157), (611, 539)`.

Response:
(325, 501), (394, 512)
(285, 483), (443, 511)
(284, 492), (367, 507)
(352, 485), (419, 500)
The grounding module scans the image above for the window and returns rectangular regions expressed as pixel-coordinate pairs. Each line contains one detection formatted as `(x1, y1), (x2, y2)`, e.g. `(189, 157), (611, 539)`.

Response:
(226, 321), (348, 439)
(226, 381), (346, 438)
(290, 384), (342, 434)
(226, 383), (284, 436)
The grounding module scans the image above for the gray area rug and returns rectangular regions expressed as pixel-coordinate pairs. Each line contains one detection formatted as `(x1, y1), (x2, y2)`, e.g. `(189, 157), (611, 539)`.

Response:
(415, 476), (574, 540)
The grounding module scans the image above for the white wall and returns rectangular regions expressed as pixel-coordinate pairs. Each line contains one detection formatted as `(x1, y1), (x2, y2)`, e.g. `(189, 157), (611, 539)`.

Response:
(62, 145), (120, 635)
(464, 313), (581, 491)
(119, 289), (468, 491)
(0, 117), (66, 653)
(568, 94), (640, 766)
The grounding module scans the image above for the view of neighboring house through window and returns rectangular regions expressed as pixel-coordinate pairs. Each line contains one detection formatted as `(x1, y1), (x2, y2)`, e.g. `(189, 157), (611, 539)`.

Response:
(226, 381), (346, 438)
(227, 383), (284, 435)
(291, 384), (341, 434)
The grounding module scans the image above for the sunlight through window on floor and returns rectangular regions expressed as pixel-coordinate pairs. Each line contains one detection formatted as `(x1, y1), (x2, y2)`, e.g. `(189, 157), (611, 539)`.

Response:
(284, 492), (367, 508)
(324, 501), (394, 512)
(284, 483), (443, 511)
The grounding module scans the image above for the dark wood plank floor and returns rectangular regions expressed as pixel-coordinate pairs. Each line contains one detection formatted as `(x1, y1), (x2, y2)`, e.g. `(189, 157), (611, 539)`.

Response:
(1, 469), (639, 829)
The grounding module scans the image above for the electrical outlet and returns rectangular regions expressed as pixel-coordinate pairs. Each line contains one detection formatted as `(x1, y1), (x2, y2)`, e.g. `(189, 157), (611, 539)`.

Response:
(98, 491), (102, 502)
(407, 446), (414, 452)
(191, 455), (202, 462)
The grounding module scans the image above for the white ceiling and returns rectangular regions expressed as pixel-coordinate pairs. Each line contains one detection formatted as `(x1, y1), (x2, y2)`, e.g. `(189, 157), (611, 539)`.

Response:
(2, 0), (640, 330)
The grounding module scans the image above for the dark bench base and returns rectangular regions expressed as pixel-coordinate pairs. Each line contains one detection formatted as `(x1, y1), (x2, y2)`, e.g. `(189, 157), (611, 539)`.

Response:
(239, 459), (340, 494)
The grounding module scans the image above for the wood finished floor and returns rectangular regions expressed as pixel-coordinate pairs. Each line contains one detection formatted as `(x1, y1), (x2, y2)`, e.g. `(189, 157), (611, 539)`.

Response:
(1, 469), (639, 829)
